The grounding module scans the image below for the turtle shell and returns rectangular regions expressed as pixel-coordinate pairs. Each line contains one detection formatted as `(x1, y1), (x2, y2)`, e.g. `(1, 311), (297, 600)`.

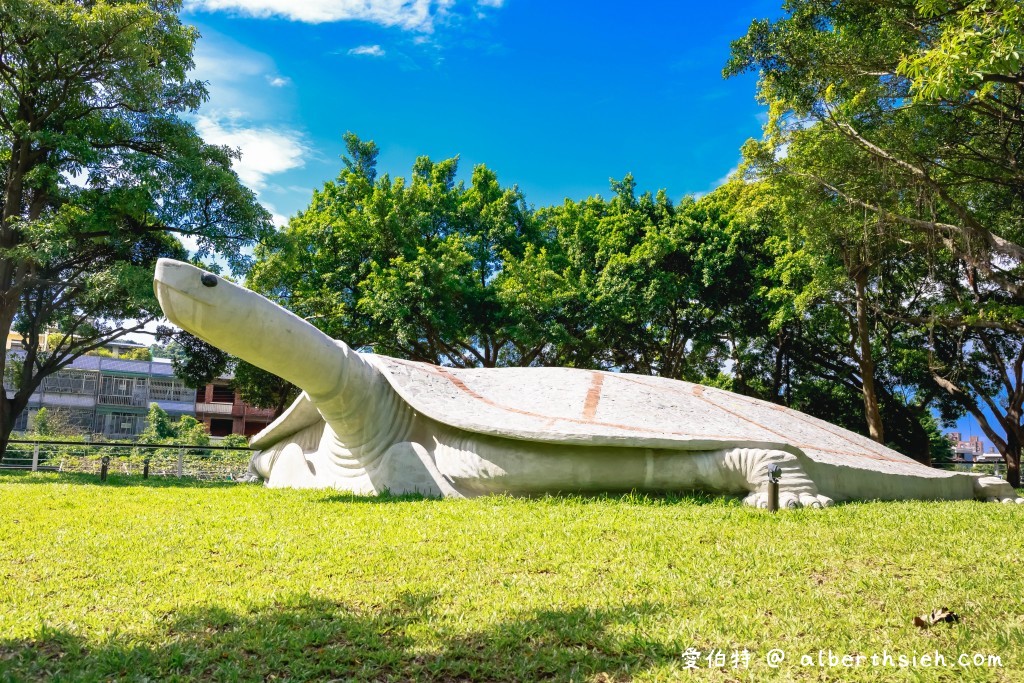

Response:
(252, 355), (944, 477)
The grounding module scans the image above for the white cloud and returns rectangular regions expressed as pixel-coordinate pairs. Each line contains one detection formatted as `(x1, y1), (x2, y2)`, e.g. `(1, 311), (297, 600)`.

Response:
(193, 43), (265, 82)
(348, 44), (386, 57)
(259, 200), (291, 227)
(62, 169), (89, 189)
(192, 36), (292, 119)
(691, 161), (742, 199)
(186, 0), (457, 31)
(195, 116), (308, 191)
(476, 0), (502, 6)
(177, 233), (204, 254)
(189, 33), (307, 192)
(712, 163), (741, 189)
(177, 31), (306, 268)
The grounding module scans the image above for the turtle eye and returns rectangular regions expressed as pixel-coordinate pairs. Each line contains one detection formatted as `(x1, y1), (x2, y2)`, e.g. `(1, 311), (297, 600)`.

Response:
(201, 273), (218, 287)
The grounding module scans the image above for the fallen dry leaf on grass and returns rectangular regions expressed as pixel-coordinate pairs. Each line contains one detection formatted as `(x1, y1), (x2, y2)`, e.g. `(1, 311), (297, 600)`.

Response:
(913, 608), (960, 629)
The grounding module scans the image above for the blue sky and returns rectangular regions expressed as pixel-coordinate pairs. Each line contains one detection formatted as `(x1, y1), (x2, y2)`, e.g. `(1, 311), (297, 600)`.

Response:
(181, 0), (781, 224)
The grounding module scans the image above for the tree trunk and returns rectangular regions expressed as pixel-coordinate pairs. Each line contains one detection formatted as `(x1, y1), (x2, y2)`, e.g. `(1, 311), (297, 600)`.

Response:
(272, 386), (292, 419)
(1007, 433), (1021, 489)
(853, 267), (885, 443)
(0, 392), (18, 464)
(772, 329), (786, 403)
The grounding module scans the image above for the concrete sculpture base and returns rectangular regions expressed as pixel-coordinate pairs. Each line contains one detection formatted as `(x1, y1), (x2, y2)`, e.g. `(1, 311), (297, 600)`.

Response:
(154, 259), (1023, 507)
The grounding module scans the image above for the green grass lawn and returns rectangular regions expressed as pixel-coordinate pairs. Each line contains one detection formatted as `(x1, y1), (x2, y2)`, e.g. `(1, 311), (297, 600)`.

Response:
(0, 472), (1022, 682)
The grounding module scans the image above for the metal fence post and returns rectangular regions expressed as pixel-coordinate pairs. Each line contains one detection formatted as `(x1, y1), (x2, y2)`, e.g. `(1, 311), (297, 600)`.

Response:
(31, 443), (39, 472)
(767, 463), (781, 513)
(143, 457), (150, 479)
(177, 448), (184, 477)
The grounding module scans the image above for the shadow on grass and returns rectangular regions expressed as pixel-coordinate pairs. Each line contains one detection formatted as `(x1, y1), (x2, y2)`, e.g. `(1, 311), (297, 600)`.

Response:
(318, 489), (743, 507)
(0, 470), (247, 489)
(532, 490), (742, 507)
(0, 471), (742, 505)
(0, 594), (682, 681)
(318, 490), (438, 504)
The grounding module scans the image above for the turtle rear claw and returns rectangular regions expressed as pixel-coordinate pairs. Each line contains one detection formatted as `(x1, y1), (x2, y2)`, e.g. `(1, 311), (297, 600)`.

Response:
(742, 491), (833, 510)
(974, 475), (1022, 504)
(732, 449), (831, 510)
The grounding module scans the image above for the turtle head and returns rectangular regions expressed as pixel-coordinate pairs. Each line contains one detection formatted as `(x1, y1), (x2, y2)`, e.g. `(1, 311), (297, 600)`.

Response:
(154, 258), (344, 397)
(154, 259), (229, 332)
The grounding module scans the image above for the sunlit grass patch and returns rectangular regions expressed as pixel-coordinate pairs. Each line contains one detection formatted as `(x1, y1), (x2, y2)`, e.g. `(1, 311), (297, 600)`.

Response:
(1, 472), (1022, 681)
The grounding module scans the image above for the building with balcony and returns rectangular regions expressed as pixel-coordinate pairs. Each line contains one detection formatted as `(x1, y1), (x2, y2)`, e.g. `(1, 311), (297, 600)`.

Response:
(7, 351), (273, 440)
(11, 355), (195, 439)
(194, 379), (276, 437)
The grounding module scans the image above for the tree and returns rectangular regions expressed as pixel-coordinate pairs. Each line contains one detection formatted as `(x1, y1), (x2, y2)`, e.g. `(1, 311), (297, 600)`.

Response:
(0, 1), (273, 459)
(139, 403), (210, 460)
(174, 415), (210, 449)
(140, 403), (209, 445)
(86, 346), (152, 361)
(120, 347), (152, 362)
(520, 178), (771, 380)
(156, 326), (230, 389)
(248, 133), (546, 369)
(231, 360), (299, 419)
(727, 0), (1024, 483)
(247, 134), (775, 386)
(728, 0), (1024, 298)
(693, 179), (942, 463)
(139, 403), (176, 441)
(30, 406), (51, 437)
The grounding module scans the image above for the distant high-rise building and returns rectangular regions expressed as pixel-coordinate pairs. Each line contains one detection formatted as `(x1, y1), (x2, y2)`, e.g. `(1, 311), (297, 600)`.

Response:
(945, 432), (985, 461)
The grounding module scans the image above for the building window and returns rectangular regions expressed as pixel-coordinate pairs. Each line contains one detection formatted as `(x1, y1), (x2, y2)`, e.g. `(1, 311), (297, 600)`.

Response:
(148, 378), (192, 403)
(99, 375), (148, 407)
(42, 369), (98, 395)
(98, 411), (145, 438)
(211, 385), (235, 403)
(210, 418), (234, 437)
(243, 420), (269, 437)
(37, 407), (95, 433)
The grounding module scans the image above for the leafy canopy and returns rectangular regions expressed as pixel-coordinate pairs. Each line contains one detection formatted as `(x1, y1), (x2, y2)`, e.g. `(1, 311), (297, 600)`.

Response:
(0, 0), (273, 446)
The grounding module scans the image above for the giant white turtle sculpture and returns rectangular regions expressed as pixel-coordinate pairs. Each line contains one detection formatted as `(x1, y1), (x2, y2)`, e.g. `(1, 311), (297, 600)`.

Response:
(154, 258), (1022, 507)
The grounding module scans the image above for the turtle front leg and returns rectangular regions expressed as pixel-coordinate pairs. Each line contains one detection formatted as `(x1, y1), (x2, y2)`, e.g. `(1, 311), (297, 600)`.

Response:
(366, 441), (464, 498)
(711, 448), (833, 509)
(973, 476), (1024, 504)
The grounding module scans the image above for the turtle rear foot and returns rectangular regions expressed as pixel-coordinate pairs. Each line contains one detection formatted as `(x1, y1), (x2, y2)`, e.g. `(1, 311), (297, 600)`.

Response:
(973, 476), (1024, 504)
(717, 448), (833, 509)
(742, 490), (834, 509)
